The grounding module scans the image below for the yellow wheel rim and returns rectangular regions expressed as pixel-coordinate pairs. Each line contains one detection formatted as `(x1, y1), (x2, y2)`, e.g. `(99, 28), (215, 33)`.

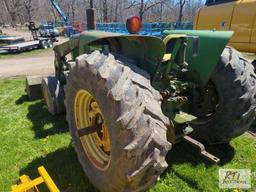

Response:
(74, 89), (111, 171)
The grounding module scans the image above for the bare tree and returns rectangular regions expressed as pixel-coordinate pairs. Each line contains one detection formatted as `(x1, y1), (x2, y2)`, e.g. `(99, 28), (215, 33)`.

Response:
(177, 0), (187, 22)
(151, 1), (173, 22)
(70, 0), (77, 23)
(103, 0), (108, 22)
(184, 0), (204, 20)
(24, 0), (38, 21)
(0, 0), (204, 25)
(2, 0), (22, 26)
(113, 0), (121, 22)
(126, 0), (168, 21)
(50, 6), (58, 23)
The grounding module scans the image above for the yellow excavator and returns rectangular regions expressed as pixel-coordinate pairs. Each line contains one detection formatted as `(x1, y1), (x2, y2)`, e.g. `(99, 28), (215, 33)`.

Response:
(194, 0), (256, 55)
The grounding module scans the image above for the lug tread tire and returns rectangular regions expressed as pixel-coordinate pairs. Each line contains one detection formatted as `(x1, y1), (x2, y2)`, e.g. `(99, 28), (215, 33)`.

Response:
(41, 76), (65, 115)
(65, 51), (172, 192)
(191, 47), (256, 144)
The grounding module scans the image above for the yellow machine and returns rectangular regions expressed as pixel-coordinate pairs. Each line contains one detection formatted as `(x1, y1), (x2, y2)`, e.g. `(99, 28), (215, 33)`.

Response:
(194, 0), (256, 53)
(11, 166), (59, 192)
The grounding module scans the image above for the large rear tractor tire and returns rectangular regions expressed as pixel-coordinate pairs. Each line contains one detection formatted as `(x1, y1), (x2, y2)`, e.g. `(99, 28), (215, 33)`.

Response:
(190, 47), (256, 144)
(65, 51), (172, 192)
(41, 76), (65, 115)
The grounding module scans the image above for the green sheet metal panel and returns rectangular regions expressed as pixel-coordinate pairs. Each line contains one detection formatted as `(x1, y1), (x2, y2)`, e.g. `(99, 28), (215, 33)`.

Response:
(79, 32), (165, 77)
(163, 30), (234, 86)
(54, 31), (166, 78)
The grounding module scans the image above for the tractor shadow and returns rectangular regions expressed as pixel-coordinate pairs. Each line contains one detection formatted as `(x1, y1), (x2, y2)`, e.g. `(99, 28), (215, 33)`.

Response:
(249, 121), (256, 136)
(19, 146), (98, 192)
(161, 141), (235, 191)
(15, 94), (236, 191)
(20, 141), (234, 192)
(15, 94), (30, 104)
(16, 94), (68, 139)
(166, 141), (235, 167)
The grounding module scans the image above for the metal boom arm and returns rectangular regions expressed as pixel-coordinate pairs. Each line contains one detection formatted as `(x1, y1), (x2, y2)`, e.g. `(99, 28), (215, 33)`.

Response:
(50, 0), (69, 24)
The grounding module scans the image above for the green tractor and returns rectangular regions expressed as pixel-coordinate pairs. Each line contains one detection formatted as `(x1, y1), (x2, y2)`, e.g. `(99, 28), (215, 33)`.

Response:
(39, 17), (256, 191)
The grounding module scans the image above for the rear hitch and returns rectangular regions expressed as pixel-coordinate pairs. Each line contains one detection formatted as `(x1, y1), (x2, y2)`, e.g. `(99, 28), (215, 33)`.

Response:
(183, 135), (220, 163)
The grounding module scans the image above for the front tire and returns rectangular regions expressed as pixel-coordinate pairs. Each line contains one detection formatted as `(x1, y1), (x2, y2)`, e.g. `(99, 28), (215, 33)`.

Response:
(66, 51), (172, 192)
(42, 76), (65, 115)
(190, 47), (256, 144)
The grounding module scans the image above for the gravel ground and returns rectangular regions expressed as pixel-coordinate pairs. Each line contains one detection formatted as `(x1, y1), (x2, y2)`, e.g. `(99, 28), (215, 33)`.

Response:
(0, 28), (68, 78)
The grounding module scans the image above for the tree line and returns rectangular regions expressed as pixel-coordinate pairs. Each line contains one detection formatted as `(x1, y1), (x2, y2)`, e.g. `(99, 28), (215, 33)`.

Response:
(0, 0), (204, 26)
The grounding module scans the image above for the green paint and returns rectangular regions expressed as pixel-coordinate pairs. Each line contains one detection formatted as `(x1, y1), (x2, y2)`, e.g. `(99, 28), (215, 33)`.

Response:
(163, 30), (233, 85)
(174, 112), (197, 124)
(53, 30), (233, 138)
(54, 31), (165, 79)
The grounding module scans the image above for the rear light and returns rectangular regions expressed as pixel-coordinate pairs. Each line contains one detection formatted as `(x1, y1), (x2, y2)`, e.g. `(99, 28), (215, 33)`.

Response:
(126, 16), (141, 34)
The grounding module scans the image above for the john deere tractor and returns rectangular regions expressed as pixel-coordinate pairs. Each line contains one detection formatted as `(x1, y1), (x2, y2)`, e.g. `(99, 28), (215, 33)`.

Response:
(40, 17), (256, 191)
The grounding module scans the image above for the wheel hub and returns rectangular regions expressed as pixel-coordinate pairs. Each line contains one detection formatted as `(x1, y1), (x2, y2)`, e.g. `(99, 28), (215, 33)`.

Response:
(74, 90), (111, 171)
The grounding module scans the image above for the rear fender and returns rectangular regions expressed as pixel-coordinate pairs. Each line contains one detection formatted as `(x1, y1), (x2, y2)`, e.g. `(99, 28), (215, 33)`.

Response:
(79, 31), (165, 78)
(54, 31), (165, 78)
(163, 30), (234, 86)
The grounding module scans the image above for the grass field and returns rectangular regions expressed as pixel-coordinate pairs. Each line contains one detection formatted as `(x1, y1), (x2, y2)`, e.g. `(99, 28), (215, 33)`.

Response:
(0, 78), (255, 192)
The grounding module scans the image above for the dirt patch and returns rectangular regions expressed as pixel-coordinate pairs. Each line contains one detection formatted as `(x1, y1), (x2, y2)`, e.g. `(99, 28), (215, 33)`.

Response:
(0, 50), (54, 78)
(0, 28), (69, 78)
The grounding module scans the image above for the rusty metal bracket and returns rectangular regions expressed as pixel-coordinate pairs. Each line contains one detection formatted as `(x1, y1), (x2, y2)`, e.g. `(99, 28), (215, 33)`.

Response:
(77, 124), (102, 137)
(183, 135), (220, 163)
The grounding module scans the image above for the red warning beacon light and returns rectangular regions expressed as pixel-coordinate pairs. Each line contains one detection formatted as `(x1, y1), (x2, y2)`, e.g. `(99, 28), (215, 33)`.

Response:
(126, 16), (142, 34)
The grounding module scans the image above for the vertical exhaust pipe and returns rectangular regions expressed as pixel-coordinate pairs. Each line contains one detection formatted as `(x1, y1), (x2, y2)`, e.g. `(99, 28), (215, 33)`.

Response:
(86, 0), (96, 30)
